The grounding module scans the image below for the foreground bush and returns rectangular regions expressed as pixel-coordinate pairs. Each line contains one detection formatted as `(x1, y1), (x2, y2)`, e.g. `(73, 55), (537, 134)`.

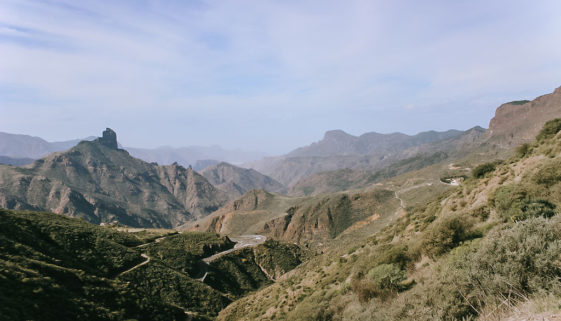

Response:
(472, 162), (497, 178)
(536, 118), (561, 142)
(493, 185), (556, 222)
(421, 215), (476, 258)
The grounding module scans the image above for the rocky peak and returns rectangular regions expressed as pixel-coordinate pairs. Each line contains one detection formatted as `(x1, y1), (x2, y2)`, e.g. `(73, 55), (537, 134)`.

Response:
(323, 129), (355, 141)
(98, 128), (118, 149)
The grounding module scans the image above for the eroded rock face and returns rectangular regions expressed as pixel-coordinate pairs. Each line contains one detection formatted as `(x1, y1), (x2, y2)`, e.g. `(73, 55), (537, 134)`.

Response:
(485, 86), (561, 147)
(98, 128), (118, 149)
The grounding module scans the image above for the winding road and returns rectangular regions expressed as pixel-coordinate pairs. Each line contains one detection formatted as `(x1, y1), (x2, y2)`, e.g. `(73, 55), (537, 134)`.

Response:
(117, 234), (267, 281)
(203, 235), (267, 263)
(197, 235), (267, 282)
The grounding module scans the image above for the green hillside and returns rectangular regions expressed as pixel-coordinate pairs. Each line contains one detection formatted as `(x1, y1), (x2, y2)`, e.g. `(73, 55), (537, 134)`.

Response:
(0, 209), (304, 320)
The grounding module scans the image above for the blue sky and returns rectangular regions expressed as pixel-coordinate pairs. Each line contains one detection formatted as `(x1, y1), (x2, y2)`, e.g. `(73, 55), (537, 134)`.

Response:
(1, 0), (561, 154)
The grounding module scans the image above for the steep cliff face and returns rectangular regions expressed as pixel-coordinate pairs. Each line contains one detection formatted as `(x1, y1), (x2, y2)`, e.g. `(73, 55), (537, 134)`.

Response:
(485, 86), (561, 147)
(0, 129), (227, 228)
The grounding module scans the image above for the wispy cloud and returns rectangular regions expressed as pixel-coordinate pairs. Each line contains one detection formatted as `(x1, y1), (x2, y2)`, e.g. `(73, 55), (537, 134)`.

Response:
(1, 0), (561, 153)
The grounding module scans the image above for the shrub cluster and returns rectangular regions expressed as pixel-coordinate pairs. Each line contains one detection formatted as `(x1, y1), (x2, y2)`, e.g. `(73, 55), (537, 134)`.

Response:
(421, 214), (477, 258)
(536, 118), (561, 142)
(472, 162), (497, 178)
(493, 185), (556, 222)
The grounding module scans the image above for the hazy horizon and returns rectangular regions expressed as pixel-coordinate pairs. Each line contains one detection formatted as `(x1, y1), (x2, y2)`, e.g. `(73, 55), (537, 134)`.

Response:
(2, 0), (561, 154)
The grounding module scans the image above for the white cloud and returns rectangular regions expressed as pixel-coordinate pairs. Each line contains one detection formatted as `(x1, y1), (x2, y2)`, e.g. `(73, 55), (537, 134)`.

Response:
(1, 0), (560, 153)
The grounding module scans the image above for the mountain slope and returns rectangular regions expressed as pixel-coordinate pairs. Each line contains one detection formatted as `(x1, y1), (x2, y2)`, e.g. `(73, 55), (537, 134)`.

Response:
(188, 187), (398, 248)
(0, 129), (228, 228)
(217, 119), (561, 321)
(201, 162), (286, 199)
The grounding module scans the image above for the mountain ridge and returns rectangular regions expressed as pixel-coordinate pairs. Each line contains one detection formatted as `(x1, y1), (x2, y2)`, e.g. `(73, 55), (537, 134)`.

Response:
(0, 129), (228, 228)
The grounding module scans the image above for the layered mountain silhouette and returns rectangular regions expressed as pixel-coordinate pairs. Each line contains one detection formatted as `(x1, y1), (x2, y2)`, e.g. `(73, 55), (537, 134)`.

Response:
(247, 127), (485, 186)
(287, 129), (463, 157)
(0, 132), (96, 160)
(201, 162), (286, 199)
(0, 132), (264, 168)
(126, 145), (265, 169)
(0, 128), (228, 228)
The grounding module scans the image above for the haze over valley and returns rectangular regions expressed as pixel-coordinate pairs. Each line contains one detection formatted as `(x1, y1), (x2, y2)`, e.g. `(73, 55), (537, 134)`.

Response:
(2, 1), (561, 321)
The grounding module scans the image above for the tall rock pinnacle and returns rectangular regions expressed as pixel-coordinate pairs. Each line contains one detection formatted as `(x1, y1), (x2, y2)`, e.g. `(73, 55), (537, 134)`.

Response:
(98, 128), (118, 149)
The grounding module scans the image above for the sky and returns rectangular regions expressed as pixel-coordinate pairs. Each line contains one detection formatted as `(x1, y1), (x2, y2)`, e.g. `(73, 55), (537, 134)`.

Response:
(1, 0), (561, 155)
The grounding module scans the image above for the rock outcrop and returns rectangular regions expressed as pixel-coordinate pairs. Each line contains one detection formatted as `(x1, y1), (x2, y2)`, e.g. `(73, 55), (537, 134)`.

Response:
(485, 86), (561, 147)
(97, 128), (118, 149)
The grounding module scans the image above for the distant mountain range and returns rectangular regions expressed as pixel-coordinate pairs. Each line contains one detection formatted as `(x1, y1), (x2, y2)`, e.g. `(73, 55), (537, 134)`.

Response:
(246, 127), (486, 186)
(0, 132), (265, 168)
(201, 162), (286, 199)
(126, 146), (266, 169)
(0, 132), (96, 160)
(287, 129), (464, 157)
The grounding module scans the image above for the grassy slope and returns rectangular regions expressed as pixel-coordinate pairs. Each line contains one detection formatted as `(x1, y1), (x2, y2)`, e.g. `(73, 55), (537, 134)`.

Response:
(218, 120), (561, 321)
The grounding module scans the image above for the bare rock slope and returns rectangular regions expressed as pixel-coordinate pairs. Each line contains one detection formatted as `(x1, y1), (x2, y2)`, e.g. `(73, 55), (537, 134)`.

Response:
(0, 129), (228, 228)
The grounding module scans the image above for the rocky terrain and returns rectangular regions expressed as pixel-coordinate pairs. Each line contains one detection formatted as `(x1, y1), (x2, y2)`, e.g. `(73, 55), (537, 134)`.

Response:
(484, 86), (561, 147)
(187, 188), (398, 249)
(0, 129), (228, 228)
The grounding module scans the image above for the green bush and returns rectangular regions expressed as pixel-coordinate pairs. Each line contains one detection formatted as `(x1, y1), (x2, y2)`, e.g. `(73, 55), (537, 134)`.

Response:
(368, 263), (406, 292)
(516, 143), (531, 158)
(533, 159), (561, 187)
(472, 162), (497, 178)
(421, 215), (476, 258)
(374, 243), (413, 269)
(493, 185), (556, 221)
(448, 217), (561, 312)
(536, 118), (561, 142)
